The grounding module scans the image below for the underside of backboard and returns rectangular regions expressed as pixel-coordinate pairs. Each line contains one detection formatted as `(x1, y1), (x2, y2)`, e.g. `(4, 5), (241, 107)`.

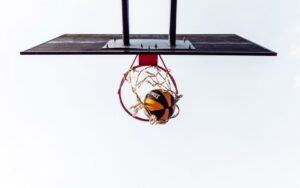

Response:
(20, 34), (276, 56)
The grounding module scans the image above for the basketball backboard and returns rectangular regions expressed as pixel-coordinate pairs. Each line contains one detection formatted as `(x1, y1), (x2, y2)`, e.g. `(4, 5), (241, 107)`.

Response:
(20, 34), (276, 56)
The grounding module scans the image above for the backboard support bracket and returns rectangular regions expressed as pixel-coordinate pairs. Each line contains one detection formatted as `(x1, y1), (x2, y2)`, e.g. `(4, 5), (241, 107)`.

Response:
(139, 54), (158, 66)
(103, 39), (196, 50)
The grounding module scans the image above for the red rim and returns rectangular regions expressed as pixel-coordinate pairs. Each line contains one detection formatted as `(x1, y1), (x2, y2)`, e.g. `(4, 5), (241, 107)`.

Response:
(118, 55), (179, 122)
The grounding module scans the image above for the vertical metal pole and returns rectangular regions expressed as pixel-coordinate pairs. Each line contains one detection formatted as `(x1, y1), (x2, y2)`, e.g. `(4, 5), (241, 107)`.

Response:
(122, 0), (130, 46)
(169, 0), (177, 47)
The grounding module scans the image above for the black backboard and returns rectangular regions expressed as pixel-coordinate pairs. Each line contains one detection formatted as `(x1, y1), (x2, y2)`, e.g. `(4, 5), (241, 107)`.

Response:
(20, 34), (276, 56)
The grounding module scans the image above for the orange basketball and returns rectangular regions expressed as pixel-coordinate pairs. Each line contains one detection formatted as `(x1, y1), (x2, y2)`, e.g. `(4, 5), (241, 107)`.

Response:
(144, 89), (176, 122)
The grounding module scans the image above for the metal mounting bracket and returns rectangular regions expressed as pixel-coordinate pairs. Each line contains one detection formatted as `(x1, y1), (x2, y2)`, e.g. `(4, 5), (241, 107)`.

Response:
(103, 39), (196, 50)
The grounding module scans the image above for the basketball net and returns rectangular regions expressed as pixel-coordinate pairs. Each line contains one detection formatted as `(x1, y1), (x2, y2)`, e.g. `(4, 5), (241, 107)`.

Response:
(118, 55), (182, 125)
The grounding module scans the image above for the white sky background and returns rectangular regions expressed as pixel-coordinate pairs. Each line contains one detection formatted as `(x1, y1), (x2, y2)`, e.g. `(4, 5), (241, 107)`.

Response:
(0, 0), (300, 187)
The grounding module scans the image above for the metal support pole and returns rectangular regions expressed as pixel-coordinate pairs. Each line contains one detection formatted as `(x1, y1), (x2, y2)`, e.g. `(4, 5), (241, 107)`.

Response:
(169, 0), (177, 47)
(122, 0), (130, 45)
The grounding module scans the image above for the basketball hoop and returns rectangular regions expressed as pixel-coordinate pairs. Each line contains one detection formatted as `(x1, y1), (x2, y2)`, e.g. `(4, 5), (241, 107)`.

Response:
(118, 55), (182, 125)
